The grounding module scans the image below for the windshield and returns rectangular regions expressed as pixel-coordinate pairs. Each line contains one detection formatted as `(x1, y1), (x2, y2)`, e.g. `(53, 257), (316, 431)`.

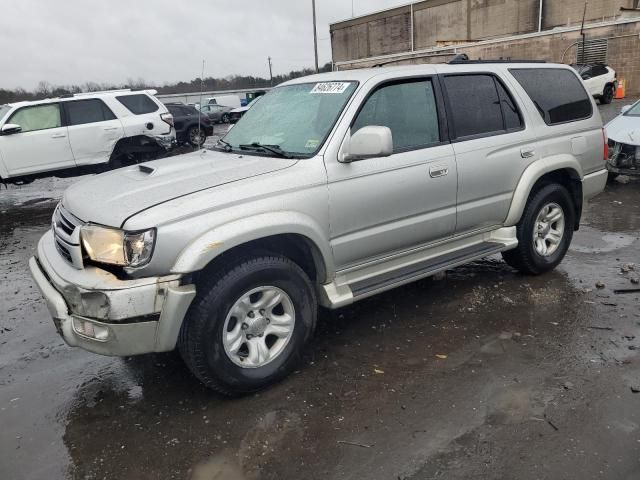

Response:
(624, 101), (640, 116)
(0, 105), (11, 123)
(221, 81), (358, 157)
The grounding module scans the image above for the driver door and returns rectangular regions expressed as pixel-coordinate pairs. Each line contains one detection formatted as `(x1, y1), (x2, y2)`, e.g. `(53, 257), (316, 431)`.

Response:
(325, 77), (457, 269)
(0, 103), (74, 176)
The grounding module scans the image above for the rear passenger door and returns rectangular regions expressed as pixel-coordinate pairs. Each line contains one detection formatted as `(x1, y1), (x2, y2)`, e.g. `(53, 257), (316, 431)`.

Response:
(63, 99), (124, 166)
(441, 73), (536, 235)
(327, 77), (457, 269)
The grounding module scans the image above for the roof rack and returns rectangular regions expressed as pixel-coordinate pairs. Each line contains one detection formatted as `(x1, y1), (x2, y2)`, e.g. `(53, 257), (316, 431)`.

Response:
(448, 54), (546, 64)
(59, 88), (134, 99)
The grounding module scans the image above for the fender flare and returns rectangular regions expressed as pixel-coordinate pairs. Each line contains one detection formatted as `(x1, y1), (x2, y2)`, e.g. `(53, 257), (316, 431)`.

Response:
(170, 211), (335, 282)
(504, 155), (583, 226)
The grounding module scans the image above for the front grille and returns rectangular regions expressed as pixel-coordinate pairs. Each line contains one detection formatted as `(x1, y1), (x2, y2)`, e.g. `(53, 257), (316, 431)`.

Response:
(52, 204), (85, 269)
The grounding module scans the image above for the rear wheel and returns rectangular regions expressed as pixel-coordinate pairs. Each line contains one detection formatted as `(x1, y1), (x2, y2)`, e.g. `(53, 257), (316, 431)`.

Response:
(502, 184), (575, 275)
(600, 85), (614, 104)
(188, 126), (206, 147)
(178, 254), (317, 395)
(221, 113), (230, 124)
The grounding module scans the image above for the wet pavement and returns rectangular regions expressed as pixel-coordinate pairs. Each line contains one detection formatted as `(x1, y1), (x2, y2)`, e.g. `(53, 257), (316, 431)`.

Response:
(1, 105), (640, 479)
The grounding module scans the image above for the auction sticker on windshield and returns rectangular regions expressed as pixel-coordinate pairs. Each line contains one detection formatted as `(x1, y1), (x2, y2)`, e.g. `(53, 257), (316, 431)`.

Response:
(310, 82), (352, 94)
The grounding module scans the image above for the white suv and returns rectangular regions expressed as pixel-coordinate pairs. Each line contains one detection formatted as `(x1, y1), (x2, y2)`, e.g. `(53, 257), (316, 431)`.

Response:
(0, 89), (175, 184)
(573, 63), (617, 104)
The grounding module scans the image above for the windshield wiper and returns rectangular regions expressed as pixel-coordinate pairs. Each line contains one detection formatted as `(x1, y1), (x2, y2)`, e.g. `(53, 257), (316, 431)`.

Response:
(216, 138), (232, 152)
(238, 142), (292, 159)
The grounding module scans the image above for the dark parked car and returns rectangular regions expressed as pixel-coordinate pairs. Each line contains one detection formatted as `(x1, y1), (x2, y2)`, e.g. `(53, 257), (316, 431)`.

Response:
(165, 103), (213, 147)
(199, 104), (233, 123)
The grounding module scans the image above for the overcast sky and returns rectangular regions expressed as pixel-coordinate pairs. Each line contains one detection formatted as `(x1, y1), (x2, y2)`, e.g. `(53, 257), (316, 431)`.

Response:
(0, 0), (404, 90)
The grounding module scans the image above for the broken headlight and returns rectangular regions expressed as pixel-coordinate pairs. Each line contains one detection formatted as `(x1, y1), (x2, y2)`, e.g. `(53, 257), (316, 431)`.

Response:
(81, 225), (156, 268)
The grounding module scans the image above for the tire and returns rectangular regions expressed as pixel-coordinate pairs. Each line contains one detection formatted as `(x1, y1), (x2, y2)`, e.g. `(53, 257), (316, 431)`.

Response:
(221, 113), (230, 124)
(502, 183), (575, 275)
(178, 254), (317, 395)
(600, 85), (614, 104)
(187, 126), (206, 147)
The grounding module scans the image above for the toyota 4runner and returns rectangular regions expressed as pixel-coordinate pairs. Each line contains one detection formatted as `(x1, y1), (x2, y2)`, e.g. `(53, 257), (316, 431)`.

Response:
(0, 89), (175, 185)
(30, 63), (608, 395)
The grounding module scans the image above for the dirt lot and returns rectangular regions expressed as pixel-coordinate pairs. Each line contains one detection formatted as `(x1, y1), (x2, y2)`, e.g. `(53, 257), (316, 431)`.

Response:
(1, 103), (640, 480)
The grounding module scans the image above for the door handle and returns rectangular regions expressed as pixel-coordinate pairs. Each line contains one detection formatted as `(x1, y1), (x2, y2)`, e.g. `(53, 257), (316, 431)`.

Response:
(51, 133), (66, 138)
(429, 165), (449, 178)
(520, 148), (536, 158)
(103, 127), (119, 131)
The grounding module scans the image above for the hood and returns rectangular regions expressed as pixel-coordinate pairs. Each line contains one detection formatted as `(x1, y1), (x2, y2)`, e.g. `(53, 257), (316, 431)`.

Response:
(606, 114), (640, 146)
(62, 149), (296, 228)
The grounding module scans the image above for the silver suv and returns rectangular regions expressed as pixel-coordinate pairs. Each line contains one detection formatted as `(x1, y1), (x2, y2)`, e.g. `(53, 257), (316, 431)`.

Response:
(30, 63), (608, 395)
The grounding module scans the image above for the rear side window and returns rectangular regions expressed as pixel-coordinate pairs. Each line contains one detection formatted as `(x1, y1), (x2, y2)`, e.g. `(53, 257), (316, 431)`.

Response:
(8, 104), (61, 132)
(509, 68), (592, 125)
(116, 94), (159, 115)
(65, 99), (116, 126)
(443, 74), (522, 138)
(352, 79), (440, 152)
(592, 65), (608, 76)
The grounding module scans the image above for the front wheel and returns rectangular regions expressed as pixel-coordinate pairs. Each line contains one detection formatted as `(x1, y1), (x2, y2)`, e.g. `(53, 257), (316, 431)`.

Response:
(221, 113), (230, 124)
(502, 184), (575, 275)
(178, 254), (317, 395)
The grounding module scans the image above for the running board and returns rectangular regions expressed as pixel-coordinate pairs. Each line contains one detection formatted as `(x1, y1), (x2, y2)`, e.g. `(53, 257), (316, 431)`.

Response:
(351, 241), (503, 298)
(318, 227), (518, 309)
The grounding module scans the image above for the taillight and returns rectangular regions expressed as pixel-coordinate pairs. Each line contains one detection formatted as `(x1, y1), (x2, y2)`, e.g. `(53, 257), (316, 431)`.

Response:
(603, 128), (608, 160)
(160, 112), (174, 127)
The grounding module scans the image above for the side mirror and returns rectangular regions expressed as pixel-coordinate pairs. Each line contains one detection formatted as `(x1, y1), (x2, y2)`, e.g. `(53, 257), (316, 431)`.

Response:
(581, 73), (590, 80)
(340, 126), (393, 163)
(1, 123), (21, 135)
(621, 105), (632, 114)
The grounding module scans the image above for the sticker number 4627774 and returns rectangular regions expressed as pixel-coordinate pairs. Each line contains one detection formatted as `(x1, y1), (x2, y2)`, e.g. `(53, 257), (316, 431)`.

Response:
(310, 82), (351, 94)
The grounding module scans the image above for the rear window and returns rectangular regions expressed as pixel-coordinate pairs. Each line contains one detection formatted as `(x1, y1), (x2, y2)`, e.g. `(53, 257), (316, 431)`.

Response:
(116, 94), (159, 115)
(510, 68), (592, 125)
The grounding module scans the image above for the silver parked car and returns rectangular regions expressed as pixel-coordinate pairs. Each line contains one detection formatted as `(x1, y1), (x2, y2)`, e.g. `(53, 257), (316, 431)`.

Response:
(30, 62), (607, 395)
(199, 103), (233, 123)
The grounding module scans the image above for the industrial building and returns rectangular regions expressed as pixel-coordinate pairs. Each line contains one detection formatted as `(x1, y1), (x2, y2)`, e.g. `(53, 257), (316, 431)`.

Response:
(330, 0), (640, 93)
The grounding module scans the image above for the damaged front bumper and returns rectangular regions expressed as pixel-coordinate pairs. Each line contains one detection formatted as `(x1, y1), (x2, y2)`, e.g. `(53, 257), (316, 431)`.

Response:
(29, 230), (195, 356)
(607, 139), (640, 176)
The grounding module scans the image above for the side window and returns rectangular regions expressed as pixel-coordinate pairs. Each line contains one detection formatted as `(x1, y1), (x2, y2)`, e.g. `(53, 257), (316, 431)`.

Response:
(510, 68), (592, 125)
(352, 79), (440, 152)
(65, 99), (116, 126)
(443, 74), (504, 138)
(116, 94), (159, 115)
(8, 104), (61, 133)
(495, 80), (523, 131)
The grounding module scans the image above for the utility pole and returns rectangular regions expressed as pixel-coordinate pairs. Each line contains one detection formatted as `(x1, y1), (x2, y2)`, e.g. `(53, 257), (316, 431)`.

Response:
(268, 56), (273, 87)
(580, 1), (588, 63)
(197, 59), (205, 150)
(312, 0), (319, 73)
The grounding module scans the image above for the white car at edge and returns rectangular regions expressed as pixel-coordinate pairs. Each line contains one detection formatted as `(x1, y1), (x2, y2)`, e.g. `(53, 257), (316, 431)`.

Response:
(0, 89), (175, 185)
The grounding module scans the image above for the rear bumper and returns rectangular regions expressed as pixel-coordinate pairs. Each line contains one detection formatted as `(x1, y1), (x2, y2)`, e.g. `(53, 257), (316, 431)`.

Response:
(583, 168), (608, 201)
(29, 231), (196, 356)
